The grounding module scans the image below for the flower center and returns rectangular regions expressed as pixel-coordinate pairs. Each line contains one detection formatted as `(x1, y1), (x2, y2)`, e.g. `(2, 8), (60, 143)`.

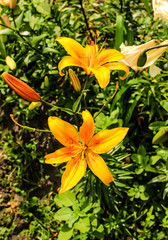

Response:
(80, 143), (88, 153)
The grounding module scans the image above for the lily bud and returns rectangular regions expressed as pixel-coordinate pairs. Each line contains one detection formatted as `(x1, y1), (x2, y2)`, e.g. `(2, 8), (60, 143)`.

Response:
(44, 76), (49, 87)
(68, 69), (81, 92)
(0, 0), (17, 9)
(2, 72), (41, 102)
(1, 13), (11, 27)
(5, 56), (16, 70)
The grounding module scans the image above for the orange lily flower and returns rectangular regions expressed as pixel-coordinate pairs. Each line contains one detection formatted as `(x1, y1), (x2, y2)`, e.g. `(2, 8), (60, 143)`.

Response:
(45, 110), (129, 193)
(56, 37), (129, 88)
(2, 72), (41, 102)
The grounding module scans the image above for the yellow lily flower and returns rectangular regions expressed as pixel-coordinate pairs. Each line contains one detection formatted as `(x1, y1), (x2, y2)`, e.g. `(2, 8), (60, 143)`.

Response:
(120, 40), (168, 76)
(152, 0), (168, 23)
(45, 110), (129, 193)
(56, 37), (129, 88)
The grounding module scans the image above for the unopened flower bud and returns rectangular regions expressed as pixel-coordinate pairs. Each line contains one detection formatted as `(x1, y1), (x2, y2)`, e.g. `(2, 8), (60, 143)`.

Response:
(2, 72), (41, 102)
(1, 13), (11, 27)
(6, 56), (16, 70)
(44, 76), (49, 87)
(68, 69), (81, 92)
(0, 0), (17, 9)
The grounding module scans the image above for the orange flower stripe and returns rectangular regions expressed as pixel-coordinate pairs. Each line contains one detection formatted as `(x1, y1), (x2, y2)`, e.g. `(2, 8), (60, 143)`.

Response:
(45, 110), (129, 193)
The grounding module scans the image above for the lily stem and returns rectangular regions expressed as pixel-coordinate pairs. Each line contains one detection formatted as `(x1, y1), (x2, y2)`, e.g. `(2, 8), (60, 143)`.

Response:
(10, 114), (51, 133)
(40, 99), (76, 115)
(79, 0), (94, 41)
(0, 23), (52, 61)
(94, 81), (119, 119)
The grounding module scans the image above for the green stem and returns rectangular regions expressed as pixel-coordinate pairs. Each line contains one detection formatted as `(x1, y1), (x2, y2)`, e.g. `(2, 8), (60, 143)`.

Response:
(11, 9), (17, 29)
(79, 0), (93, 41)
(0, 23), (51, 61)
(94, 82), (119, 119)
(41, 99), (77, 115)
(72, 76), (89, 128)
(10, 114), (51, 132)
(73, 76), (89, 113)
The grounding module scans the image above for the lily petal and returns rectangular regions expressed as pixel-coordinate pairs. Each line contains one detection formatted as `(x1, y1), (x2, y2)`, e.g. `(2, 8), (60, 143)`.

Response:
(48, 116), (80, 148)
(60, 154), (87, 193)
(88, 66), (110, 88)
(145, 40), (168, 68)
(104, 62), (129, 79)
(58, 56), (83, 76)
(56, 37), (85, 60)
(89, 127), (129, 154)
(96, 49), (125, 66)
(149, 64), (161, 77)
(85, 149), (114, 185)
(45, 147), (75, 165)
(79, 110), (94, 145)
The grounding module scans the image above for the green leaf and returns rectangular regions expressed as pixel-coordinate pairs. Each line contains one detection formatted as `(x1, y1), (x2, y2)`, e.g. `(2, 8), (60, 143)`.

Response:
(32, 33), (48, 46)
(137, 145), (146, 157)
(74, 217), (90, 233)
(15, 11), (24, 28)
(125, 94), (141, 125)
(115, 14), (124, 50)
(135, 168), (144, 175)
(54, 191), (76, 207)
(152, 127), (168, 144)
(58, 224), (73, 240)
(149, 120), (168, 131)
(131, 154), (143, 164)
(160, 100), (168, 112)
(54, 207), (73, 221)
(0, 29), (13, 35)
(150, 155), (161, 165)
(0, 39), (6, 59)
(140, 192), (149, 201)
(110, 79), (150, 111)
(148, 175), (168, 184)
(30, 16), (40, 30)
(35, 1), (51, 16)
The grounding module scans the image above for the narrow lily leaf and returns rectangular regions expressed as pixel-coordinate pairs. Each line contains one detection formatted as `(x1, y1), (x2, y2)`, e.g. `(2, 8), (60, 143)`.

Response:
(15, 11), (24, 28)
(110, 79), (150, 111)
(125, 94), (141, 125)
(0, 39), (6, 59)
(115, 14), (124, 51)
(0, 29), (13, 35)
(152, 127), (168, 144)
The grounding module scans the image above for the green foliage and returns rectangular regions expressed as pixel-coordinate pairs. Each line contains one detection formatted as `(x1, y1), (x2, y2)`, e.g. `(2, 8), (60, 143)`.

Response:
(0, 0), (168, 239)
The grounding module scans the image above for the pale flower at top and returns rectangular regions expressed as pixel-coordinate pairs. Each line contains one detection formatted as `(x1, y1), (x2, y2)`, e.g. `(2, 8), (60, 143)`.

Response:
(120, 39), (168, 77)
(56, 37), (129, 88)
(152, 0), (168, 23)
(0, 0), (17, 9)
